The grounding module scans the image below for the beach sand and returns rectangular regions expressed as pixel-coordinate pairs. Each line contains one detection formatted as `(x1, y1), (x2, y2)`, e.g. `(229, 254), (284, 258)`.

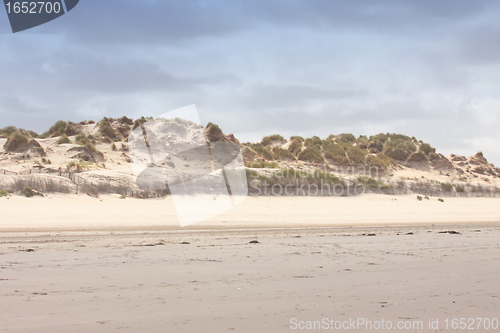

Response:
(1, 194), (499, 231)
(0, 195), (499, 332)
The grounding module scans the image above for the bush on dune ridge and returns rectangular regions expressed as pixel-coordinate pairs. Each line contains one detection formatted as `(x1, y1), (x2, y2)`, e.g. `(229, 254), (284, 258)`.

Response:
(346, 146), (367, 164)
(407, 151), (428, 163)
(99, 117), (117, 139)
(272, 146), (295, 160)
(419, 143), (436, 155)
(335, 133), (356, 145)
(366, 153), (394, 168)
(304, 136), (322, 149)
(322, 140), (349, 164)
(248, 143), (274, 160)
(290, 136), (304, 142)
(288, 139), (303, 156)
(297, 145), (324, 163)
(19, 128), (39, 138)
(57, 134), (71, 144)
(40, 120), (79, 138)
(4, 132), (29, 151)
(261, 134), (284, 146)
(0, 126), (19, 138)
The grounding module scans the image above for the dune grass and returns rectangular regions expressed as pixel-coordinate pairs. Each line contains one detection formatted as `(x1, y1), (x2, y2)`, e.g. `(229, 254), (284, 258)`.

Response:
(366, 153), (394, 168)
(346, 146), (367, 164)
(407, 151), (428, 163)
(4, 132), (29, 151)
(322, 140), (349, 164)
(57, 134), (71, 144)
(272, 146), (295, 160)
(297, 145), (324, 163)
(40, 120), (79, 138)
(288, 139), (303, 156)
(99, 117), (117, 139)
(261, 134), (284, 146)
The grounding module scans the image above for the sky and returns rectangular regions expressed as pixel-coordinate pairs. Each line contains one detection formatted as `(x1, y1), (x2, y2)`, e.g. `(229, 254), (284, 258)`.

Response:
(0, 0), (499, 166)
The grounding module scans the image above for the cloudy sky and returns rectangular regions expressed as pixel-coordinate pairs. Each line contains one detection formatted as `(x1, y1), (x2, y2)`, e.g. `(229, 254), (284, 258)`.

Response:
(0, 0), (499, 165)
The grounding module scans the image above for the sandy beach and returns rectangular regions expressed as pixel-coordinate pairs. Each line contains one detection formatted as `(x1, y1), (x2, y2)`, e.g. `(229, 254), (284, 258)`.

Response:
(1, 194), (500, 232)
(1, 195), (499, 332)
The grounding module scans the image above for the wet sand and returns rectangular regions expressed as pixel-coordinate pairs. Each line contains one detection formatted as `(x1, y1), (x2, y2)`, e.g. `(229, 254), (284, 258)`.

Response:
(1, 224), (499, 332)
(0, 194), (499, 332)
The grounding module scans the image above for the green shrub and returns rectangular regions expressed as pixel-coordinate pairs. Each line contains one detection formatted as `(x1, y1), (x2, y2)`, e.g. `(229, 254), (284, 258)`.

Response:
(261, 134), (284, 146)
(385, 147), (409, 161)
(357, 176), (379, 188)
(119, 116), (133, 125)
(297, 145), (324, 163)
(0, 126), (19, 138)
(356, 135), (369, 149)
(380, 184), (390, 190)
(4, 132), (29, 151)
(456, 186), (465, 193)
(75, 134), (96, 146)
(389, 133), (412, 141)
(385, 138), (417, 157)
(367, 139), (384, 153)
(312, 169), (341, 184)
(19, 128), (39, 138)
(420, 143), (436, 155)
(99, 117), (117, 139)
(441, 183), (453, 192)
(290, 136), (304, 142)
(370, 133), (389, 143)
(205, 122), (226, 142)
(417, 195), (423, 201)
(261, 147), (274, 160)
(57, 134), (71, 144)
(0, 190), (10, 197)
(346, 146), (367, 164)
(272, 147), (295, 160)
(336, 133), (356, 144)
(366, 153), (394, 168)
(245, 168), (259, 178)
(21, 187), (37, 197)
(40, 120), (79, 138)
(258, 174), (274, 184)
(438, 198), (444, 202)
(323, 141), (349, 164)
(304, 136), (322, 149)
(86, 143), (103, 157)
(133, 118), (146, 130)
(248, 143), (274, 160)
(288, 139), (303, 156)
(407, 151), (428, 163)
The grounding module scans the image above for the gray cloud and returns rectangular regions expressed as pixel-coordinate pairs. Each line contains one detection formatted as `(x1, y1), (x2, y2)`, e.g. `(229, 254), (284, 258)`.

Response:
(0, 0), (499, 165)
